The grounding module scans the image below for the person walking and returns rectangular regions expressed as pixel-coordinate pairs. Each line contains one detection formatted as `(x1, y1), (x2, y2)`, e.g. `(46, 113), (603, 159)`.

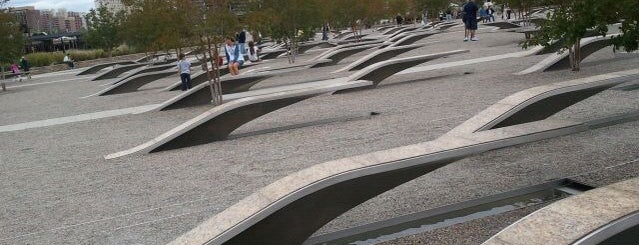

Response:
(487, 7), (495, 22)
(224, 37), (244, 76)
(322, 23), (330, 41)
(10, 63), (22, 82)
(238, 29), (247, 55)
(176, 53), (192, 91)
(463, 0), (479, 42)
(20, 56), (31, 80)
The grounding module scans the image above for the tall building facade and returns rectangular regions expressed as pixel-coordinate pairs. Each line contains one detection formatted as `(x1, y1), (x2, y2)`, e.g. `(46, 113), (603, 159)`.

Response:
(9, 6), (41, 33)
(8, 6), (85, 34)
(94, 0), (126, 13)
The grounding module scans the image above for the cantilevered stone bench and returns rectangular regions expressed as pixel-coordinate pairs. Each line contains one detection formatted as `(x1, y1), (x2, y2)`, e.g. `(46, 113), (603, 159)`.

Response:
(155, 51), (464, 112)
(483, 177), (639, 245)
(334, 44), (425, 72)
(77, 61), (137, 76)
(334, 31), (354, 39)
(155, 73), (277, 111)
(445, 68), (639, 137)
(260, 49), (288, 60)
(343, 33), (370, 41)
(434, 22), (459, 30)
(165, 68), (639, 245)
(310, 40), (385, 61)
(336, 50), (469, 92)
(297, 42), (325, 54)
(94, 70), (178, 96)
(483, 21), (522, 29)
(92, 63), (148, 81)
(376, 25), (394, 32)
(135, 53), (170, 63)
(389, 32), (439, 47)
(105, 79), (372, 158)
(308, 44), (382, 68)
(517, 34), (619, 75)
(388, 26), (420, 39)
(382, 26), (404, 35)
(111, 63), (177, 85)
(254, 44), (381, 73)
(163, 63), (261, 91)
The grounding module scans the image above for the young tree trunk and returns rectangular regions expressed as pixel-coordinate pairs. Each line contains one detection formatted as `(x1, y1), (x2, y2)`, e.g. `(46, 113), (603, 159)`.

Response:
(206, 37), (223, 105)
(573, 40), (581, 71)
(212, 41), (223, 105)
(1, 65), (6, 91)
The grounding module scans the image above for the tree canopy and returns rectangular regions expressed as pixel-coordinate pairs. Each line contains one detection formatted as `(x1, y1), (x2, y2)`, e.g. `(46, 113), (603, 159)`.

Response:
(524, 0), (639, 70)
(0, 8), (24, 67)
(85, 6), (124, 56)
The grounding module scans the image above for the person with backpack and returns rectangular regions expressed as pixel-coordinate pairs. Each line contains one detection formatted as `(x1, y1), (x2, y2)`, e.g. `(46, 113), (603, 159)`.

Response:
(176, 53), (192, 91)
(20, 56), (31, 80)
(463, 0), (479, 42)
(224, 37), (244, 76)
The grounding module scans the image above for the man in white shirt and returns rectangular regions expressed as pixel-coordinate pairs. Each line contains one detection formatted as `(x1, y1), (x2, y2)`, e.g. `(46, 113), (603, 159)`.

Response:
(177, 53), (192, 91)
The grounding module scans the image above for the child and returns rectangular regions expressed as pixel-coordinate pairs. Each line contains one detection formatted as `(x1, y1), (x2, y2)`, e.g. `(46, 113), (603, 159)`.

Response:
(247, 41), (260, 63)
(10, 63), (22, 82)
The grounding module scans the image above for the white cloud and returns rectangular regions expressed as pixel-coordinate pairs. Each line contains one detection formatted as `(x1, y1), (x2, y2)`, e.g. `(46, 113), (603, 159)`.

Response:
(6, 0), (95, 12)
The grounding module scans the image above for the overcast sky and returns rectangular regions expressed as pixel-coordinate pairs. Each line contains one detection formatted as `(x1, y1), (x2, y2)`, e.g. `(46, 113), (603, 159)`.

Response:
(6, 0), (95, 12)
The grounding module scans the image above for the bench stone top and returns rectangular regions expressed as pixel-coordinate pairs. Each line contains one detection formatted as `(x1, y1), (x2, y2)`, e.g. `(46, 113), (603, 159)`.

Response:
(106, 79), (371, 159)
(483, 177), (639, 245)
(517, 34), (620, 75)
(347, 50), (470, 82)
(168, 114), (591, 245)
(333, 43), (429, 73)
(445, 68), (639, 137)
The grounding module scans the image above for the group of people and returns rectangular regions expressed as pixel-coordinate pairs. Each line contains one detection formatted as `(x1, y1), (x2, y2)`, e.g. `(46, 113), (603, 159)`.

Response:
(176, 29), (260, 91)
(479, 6), (496, 23)
(7, 57), (32, 83)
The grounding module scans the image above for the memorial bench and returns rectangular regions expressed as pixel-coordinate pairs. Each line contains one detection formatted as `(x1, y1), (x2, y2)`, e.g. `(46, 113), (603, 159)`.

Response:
(106, 50), (468, 159)
(77, 61), (137, 76)
(517, 34), (620, 75)
(162, 69), (639, 245)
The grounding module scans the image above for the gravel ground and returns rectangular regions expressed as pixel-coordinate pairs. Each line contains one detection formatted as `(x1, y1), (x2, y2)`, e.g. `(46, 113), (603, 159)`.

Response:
(1, 24), (638, 244)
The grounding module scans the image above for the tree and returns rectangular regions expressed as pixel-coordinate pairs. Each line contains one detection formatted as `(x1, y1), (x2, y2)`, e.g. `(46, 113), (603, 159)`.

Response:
(120, 0), (181, 58)
(191, 0), (241, 105)
(0, 6), (24, 83)
(610, 0), (639, 52)
(246, 0), (321, 63)
(524, 0), (637, 71)
(85, 6), (123, 57)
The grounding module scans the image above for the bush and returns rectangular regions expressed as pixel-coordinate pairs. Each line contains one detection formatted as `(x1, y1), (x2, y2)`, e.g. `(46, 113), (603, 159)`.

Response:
(25, 52), (64, 67)
(24, 47), (136, 67)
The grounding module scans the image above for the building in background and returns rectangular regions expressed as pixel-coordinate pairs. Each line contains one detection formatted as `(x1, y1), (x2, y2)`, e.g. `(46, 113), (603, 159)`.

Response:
(8, 6), (86, 35)
(94, 0), (126, 13)
(8, 6), (41, 34)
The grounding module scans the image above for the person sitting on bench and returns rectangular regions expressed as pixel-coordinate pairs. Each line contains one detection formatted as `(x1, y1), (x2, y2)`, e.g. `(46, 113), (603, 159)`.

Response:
(63, 54), (75, 69)
(224, 37), (244, 76)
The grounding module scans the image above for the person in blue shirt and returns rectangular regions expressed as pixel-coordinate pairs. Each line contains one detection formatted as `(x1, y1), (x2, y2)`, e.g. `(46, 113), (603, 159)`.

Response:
(463, 0), (479, 41)
(479, 7), (488, 23)
(225, 37), (245, 76)
(176, 53), (192, 91)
